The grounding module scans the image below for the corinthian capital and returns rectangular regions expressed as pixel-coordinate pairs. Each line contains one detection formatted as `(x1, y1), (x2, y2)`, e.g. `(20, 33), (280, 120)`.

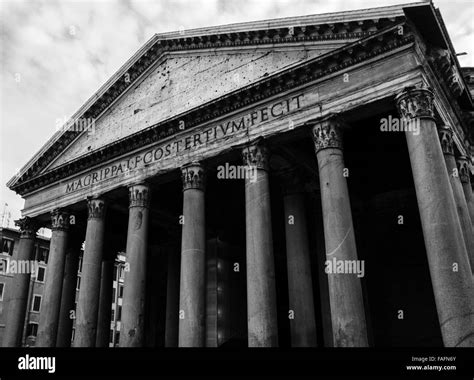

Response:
(395, 86), (435, 121)
(181, 162), (206, 191)
(129, 183), (151, 208)
(311, 116), (344, 154)
(87, 197), (106, 220)
(242, 142), (269, 171)
(51, 209), (70, 231)
(456, 156), (471, 184)
(437, 126), (454, 156)
(14, 217), (39, 239)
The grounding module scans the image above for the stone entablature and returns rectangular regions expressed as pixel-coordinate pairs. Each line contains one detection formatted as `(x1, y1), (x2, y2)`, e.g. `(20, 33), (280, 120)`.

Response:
(21, 46), (425, 217)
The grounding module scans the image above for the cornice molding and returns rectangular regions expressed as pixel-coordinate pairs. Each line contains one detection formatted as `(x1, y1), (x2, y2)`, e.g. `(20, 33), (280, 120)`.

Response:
(11, 22), (413, 195)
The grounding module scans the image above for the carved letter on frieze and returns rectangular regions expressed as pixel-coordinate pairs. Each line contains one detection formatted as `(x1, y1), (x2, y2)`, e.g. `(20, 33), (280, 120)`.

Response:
(395, 87), (435, 121)
(311, 116), (344, 154)
(437, 126), (455, 156)
(181, 162), (206, 191)
(242, 142), (269, 171)
(14, 217), (39, 239)
(87, 197), (106, 220)
(51, 209), (70, 231)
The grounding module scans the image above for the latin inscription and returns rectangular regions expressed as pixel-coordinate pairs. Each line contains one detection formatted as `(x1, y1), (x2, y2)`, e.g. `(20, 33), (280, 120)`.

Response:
(65, 94), (304, 194)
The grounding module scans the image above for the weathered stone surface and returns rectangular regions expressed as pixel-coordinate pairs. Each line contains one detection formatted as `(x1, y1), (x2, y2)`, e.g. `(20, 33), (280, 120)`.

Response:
(396, 88), (474, 347)
(2, 218), (38, 347)
(179, 163), (206, 347)
(49, 49), (329, 169)
(36, 210), (70, 347)
(244, 143), (278, 347)
(24, 51), (421, 217)
(120, 184), (151, 347)
(74, 198), (106, 347)
(312, 117), (368, 347)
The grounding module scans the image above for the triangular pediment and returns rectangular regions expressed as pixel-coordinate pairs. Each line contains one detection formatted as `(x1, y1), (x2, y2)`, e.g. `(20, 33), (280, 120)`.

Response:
(46, 46), (341, 171)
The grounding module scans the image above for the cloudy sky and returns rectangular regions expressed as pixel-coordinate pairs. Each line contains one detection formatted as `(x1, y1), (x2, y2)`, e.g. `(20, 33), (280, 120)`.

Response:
(0, 0), (473, 230)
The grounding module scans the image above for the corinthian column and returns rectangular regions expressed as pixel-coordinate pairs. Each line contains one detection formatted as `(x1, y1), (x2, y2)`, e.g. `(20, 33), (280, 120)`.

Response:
(457, 156), (474, 230)
(36, 210), (70, 347)
(242, 143), (278, 347)
(311, 116), (368, 347)
(120, 183), (151, 347)
(74, 197), (106, 347)
(438, 127), (474, 273)
(2, 217), (38, 347)
(396, 86), (474, 347)
(178, 162), (206, 347)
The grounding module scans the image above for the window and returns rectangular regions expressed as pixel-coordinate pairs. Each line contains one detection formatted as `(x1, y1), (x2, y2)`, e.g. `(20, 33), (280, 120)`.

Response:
(76, 276), (81, 290)
(109, 329), (114, 344)
(1, 258), (8, 273)
(26, 323), (38, 337)
(119, 285), (124, 298)
(37, 247), (49, 263)
(119, 266), (125, 280)
(36, 266), (46, 283)
(113, 266), (117, 279)
(115, 331), (120, 345)
(2, 238), (14, 255)
(32, 295), (42, 312)
(112, 288), (116, 301)
(0, 283), (4, 301)
(117, 306), (122, 321)
(78, 255), (83, 273)
(111, 309), (115, 321)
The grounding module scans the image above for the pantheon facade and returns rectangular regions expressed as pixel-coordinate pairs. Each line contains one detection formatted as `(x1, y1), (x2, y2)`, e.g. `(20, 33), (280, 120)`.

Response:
(4, 2), (474, 348)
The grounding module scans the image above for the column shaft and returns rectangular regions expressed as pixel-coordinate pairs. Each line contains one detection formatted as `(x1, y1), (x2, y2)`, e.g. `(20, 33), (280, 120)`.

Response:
(96, 258), (115, 347)
(74, 198), (106, 347)
(2, 218), (38, 347)
(120, 184), (151, 347)
(243, 144), (279, 347)
(312, 117), (368, 347)
(396, 87), (474, 347)
(438, 128), (474, 273)
(56, 236), (81, 347)
(36, 210), (70, 347)
(179, 163), (206, 347)
(283, 185), (317, 346)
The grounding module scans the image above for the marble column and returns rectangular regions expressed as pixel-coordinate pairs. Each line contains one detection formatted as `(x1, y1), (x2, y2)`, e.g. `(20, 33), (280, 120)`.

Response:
(120, 183), (151, 347)
(457, 156), (474, 231)
(396, 87), (474, 347)
(74, 197), (106, 347)
(96, 257), (115, 347)
(311, 116), (368, 347)
(438, 127), (474, 273)
(281, 170), (317, 347)
(165, 247), (180, 347)
(242, 143), (279, 347)
(36, 210), (70, 347)
(2, 217), (38, 347)
(56, 232), (82, 347)
(178, 162), (206, 347)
